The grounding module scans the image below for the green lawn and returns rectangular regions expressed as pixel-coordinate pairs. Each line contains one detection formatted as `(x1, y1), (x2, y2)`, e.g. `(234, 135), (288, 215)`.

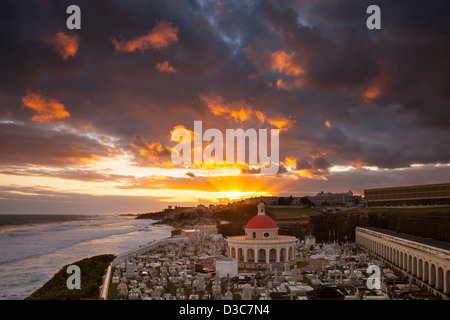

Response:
(266, 207), (320, 218)
(290, 261), (309, 269)
(107, 282), (118, 300)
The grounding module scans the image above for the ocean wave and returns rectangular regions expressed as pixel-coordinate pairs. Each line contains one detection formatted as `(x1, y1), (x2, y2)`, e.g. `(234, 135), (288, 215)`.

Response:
(0, 216), (171, 299)
(8, 232), (40, 238)
(0, 217), (166, 265)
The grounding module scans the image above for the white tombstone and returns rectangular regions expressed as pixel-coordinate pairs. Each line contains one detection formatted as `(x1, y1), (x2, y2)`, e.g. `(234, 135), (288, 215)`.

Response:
(278, 283), (287, 293)
(215, 257), (238, 278)
(241, 284), (252, 300)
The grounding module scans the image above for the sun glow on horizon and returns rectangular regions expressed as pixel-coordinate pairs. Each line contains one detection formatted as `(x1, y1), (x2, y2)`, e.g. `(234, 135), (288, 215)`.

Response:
(218, 190), (270, 201)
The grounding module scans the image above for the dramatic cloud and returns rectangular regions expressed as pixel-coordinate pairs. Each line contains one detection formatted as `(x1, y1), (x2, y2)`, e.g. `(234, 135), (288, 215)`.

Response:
(21, 91), (70, 122)
(245, 48), (306, 90)
(44, 32), (80, 60)
(271, 50), (304, 77)
(0, 167), (129, 183)
(112, 20), (178, 52)
(363, 84), (382, 100)
(0, 0), (449, 213)
(0, 186), (169, 214)
(200, 95), (295, 130)
(0, 122), (115, 167)
(155, 61), (177, 74)
(130, 135), (172, 166)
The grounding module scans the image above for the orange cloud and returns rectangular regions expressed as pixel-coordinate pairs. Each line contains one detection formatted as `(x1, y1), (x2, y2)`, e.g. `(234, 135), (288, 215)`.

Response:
(325, 120), (331, 128)
(274, 78), (305, 91)
(350, 159), (370, 167)
(364, 85), (381, 100)
(155, 61), (177, 73)
(297, 169), (327, 180)
(131, 135), (172, 165)
(170, 125), (196, 141)
(284, 156), (297, 168)
(45, 32), (79, 60)
(112, 20), (178, 52)
(245, 48), (306, 91)
(270, 50), (305, 90)
(310, 151), (327, 159)
(265, 115), (295, 130)
(200, 95), (295, 130)
(271, 50), (304, 77)
(22, 91), (70, 122)
(200, 95), (253, 123)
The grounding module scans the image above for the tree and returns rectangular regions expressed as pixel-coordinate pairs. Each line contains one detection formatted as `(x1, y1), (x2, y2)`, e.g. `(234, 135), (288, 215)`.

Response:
(278, 196), (294, 206)
(300, 197), (315, 207)
(287, 195), (294, 205)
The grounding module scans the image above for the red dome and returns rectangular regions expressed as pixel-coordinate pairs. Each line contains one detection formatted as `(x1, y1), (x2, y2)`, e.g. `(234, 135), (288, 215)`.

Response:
(245, 215), (278, 230)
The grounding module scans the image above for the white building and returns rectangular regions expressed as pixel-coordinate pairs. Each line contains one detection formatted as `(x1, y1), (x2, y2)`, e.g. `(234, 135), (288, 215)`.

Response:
(215, 257), (238, 278)
(195, 224), (218, 237)
(181, 229), (201, 242)
(356, 227), (450, 298)
(305, 235), (316, 248)
(308, 190), (361, 205)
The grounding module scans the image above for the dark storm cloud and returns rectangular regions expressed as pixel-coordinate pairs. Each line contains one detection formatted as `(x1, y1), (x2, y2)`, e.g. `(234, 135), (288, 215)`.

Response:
(0, 0), (448, 190)
(292, 0), (450, 127)
(254, 1), (380, 92)
(0, 122), (115, 166)
(130, 134), (172, 166)
(245, 0), (450, 172)
(0, 1), (87, 95)
(0, 167), (129, 183)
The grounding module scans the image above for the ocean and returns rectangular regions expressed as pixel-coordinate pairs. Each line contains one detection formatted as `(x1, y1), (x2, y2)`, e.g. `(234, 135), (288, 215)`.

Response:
(0, 214), (172, 300)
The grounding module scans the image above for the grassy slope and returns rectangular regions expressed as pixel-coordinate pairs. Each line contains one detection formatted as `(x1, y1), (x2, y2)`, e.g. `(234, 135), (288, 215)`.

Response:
(266, 207), (320, 218)
(26, 254), (116, 300)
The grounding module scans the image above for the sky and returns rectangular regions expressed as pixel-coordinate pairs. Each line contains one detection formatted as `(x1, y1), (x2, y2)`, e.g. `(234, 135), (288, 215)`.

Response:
(0, 0), (449, 214)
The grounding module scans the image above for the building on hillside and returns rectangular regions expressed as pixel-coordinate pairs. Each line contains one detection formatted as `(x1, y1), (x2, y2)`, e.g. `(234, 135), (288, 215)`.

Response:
(307, 191), (362, 206)
(208, 204), (225, 212)
(195, 224), (218, 237)
(364, 182), (450, 207)
(181, 229), (201, 242)
(242, 196), (302, 206)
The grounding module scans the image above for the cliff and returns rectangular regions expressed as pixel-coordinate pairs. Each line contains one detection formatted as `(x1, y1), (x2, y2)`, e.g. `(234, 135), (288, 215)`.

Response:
(26, 254), (116, 300)
(309, 209), (450, 243)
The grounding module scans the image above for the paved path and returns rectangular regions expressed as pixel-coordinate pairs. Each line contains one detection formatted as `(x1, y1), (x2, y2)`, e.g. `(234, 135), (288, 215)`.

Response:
(297, 258), (327, 273)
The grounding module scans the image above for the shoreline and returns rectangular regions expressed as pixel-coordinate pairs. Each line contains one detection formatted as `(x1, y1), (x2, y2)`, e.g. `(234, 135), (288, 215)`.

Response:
(0, 215), (172, 300)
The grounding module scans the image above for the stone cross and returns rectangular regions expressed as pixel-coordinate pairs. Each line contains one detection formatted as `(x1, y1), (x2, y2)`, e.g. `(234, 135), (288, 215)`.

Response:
(294, 265), (298, 284)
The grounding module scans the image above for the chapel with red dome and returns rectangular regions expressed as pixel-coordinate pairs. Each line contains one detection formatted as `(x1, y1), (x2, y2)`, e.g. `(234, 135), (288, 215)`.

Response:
(244, 202), (279, 240)
(226, 202), (298, 269)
